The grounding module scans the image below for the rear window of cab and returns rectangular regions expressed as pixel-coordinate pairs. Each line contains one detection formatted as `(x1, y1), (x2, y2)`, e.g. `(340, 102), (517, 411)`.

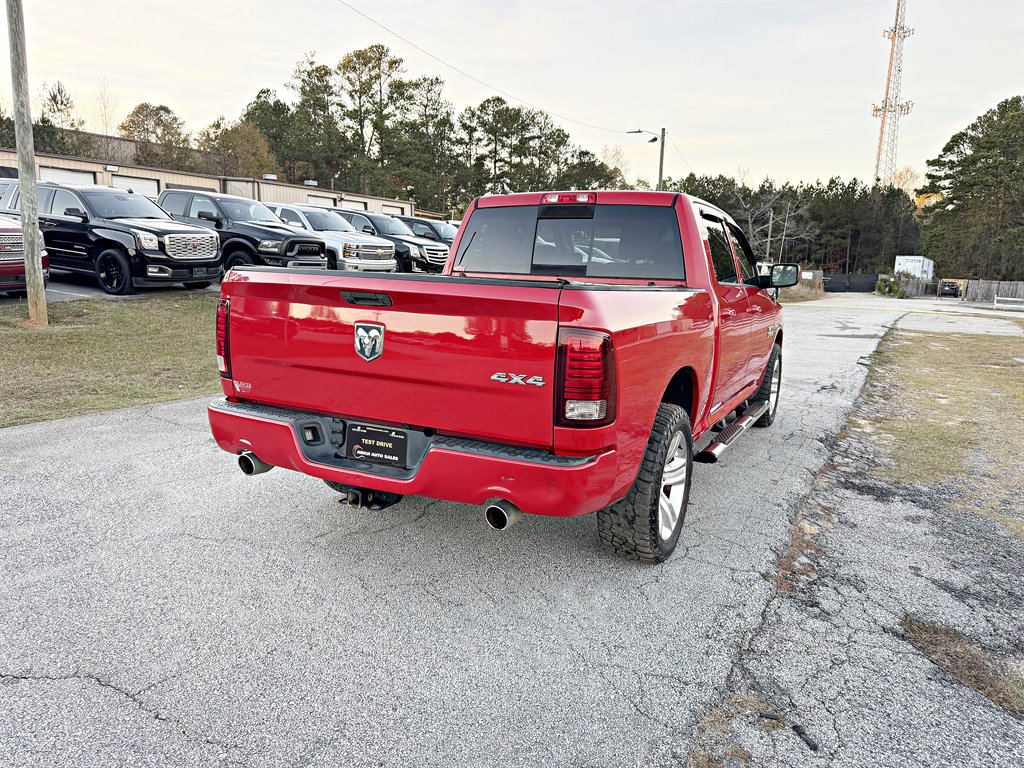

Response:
(455, 204), (684, 280)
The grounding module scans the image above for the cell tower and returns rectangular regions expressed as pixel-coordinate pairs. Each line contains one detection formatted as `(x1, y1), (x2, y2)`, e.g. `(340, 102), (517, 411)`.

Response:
(872, 0), (914, 186)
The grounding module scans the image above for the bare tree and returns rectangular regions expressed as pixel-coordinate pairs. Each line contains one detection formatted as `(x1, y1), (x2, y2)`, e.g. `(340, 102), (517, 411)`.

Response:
(93, 77), (128, 162)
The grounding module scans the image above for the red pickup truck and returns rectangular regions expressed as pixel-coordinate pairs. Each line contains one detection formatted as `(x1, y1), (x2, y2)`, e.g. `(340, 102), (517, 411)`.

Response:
(209, 191), (798, 561)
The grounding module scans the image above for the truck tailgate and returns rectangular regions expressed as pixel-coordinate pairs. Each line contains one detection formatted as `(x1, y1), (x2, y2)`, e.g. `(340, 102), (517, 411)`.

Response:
(224, 270), (561, 448)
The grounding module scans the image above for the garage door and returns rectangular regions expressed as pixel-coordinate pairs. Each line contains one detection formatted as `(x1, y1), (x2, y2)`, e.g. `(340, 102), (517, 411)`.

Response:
(40, 167), (95, 185)
(112, 175), (159, 197)
(382, 204), (405, 215)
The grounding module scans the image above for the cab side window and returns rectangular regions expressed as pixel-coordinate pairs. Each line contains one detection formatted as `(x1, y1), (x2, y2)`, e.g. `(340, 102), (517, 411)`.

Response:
(411, 222), (433, 237)
(189, 195), (217, 219)
(350, 214), (372, 232)
(279, 208), (305, 227)
(50, 189), (83, 216)
(706, 221), (738, 284)
(160, 192), (188, 216)
(727, 225), (759, 284)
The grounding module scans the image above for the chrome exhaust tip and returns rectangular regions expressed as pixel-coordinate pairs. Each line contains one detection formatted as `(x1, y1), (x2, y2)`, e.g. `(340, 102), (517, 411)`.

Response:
(485, 500), (523, 531)
(238, 450), (273, 476)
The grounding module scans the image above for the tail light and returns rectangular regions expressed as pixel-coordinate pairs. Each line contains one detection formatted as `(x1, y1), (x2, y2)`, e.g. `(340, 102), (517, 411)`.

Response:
(556, 328), (617, 427)
(216, 297), (231, 378)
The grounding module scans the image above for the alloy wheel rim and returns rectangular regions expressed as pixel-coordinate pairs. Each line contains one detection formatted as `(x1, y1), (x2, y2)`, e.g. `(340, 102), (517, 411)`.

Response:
(658, 430), (689, 541)
(98, 255), (123, 291)
(769, 358), (781, 412)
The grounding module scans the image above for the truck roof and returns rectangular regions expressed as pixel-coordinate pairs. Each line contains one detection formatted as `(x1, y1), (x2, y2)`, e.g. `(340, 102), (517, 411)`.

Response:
(473, 190), (737, 225)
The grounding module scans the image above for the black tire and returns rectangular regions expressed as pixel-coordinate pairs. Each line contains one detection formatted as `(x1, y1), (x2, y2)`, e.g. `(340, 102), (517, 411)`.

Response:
(183, 281), (212, 289)
(392, 253), (405, 273)
(753, 343), (782, 427)
(597, 403), (693, 563)
(94, 249), (135, 295)
(225, 251), (254, 272)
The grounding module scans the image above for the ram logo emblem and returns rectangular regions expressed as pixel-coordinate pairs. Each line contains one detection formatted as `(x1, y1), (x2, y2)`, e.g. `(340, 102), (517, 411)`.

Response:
(354, 322), (385, 362)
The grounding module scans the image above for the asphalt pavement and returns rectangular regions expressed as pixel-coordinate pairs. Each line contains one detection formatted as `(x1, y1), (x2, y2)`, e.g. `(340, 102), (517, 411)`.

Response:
(1, 293), (1021, 767)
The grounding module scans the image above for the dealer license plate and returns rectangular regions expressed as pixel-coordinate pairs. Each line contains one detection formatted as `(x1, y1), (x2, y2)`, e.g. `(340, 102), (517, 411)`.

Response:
(346, 424), (408, 468)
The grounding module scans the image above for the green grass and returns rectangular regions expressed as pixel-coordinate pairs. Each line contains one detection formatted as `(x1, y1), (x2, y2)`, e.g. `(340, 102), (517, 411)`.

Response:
(867, 321), (1024, 539)
(0, 293), (221, 428)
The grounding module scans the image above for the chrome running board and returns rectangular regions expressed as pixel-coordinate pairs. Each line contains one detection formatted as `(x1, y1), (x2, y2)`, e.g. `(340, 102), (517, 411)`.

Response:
(694, 401), (769, 464)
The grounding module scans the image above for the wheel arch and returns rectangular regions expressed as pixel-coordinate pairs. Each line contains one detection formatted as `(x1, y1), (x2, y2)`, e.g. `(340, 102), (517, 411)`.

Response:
(222, 238), (255, 257)
(660, 366), (698, 422)
(89, 232), (134, 258)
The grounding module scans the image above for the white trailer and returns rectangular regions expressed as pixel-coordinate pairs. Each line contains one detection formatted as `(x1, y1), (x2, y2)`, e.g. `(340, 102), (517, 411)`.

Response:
(894, 255), (935, 280)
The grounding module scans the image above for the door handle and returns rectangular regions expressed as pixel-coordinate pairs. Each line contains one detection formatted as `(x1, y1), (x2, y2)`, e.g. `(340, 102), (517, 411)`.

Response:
(42, 221), (57, 228)
(749, 305), (764, 314)
(341, 291), (393, 307)
(721, 307), (737, 318)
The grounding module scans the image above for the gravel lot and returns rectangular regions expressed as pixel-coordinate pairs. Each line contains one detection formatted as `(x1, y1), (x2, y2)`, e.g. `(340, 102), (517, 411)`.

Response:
(1, 293), (1021, 767)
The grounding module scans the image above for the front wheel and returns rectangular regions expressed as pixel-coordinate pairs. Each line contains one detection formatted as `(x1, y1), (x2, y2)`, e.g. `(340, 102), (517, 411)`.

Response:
(94, 249), (135, 295)
(753, 343), (782, 427)
(597, 403), (693, 563)
(225, 252), (254, 272)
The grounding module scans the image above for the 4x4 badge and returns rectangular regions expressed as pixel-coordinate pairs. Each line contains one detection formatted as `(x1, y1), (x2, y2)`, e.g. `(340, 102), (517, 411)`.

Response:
(354, 322), (385, 362)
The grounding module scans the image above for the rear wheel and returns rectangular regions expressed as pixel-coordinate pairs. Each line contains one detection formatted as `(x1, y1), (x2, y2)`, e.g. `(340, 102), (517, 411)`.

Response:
(753, 343), (782, 427)
(597, 403), (693, 563)
(95, 249), (134, 295)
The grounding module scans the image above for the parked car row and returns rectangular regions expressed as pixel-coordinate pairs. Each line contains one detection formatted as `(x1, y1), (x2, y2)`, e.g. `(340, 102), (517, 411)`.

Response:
(0, 178), (453, 295)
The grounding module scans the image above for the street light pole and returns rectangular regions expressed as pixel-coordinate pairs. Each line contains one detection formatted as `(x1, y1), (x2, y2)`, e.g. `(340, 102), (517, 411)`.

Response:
(628, 128), (666, 190)
(657, 128), (665, 192)
(5, 0), (47, 325)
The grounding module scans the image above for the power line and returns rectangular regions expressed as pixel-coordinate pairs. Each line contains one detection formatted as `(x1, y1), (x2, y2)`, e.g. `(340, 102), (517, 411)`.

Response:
(667, 135), (694, 175)
(336, 0), (627, 135)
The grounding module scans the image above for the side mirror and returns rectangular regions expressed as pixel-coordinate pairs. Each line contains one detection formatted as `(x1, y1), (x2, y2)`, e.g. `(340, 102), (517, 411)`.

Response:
(770, 263), (800, 288)
(362, 225), (375, 235)
(198, 210), (222, 227)
(64, 207), (88, 220)
(421, 230), (438, 240)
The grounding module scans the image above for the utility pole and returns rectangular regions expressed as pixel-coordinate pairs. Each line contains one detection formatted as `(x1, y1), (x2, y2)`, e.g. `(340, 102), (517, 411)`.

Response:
(657, 128), (665, 191)
(6, 0), (47, 324)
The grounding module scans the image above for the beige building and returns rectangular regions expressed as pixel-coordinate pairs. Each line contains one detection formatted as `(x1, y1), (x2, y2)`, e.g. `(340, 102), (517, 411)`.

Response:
(0, 149), (415, 216)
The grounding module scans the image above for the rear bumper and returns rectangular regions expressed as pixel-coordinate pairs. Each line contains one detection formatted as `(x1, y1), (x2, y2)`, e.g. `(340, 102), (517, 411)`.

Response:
(208, 399), (621, 517)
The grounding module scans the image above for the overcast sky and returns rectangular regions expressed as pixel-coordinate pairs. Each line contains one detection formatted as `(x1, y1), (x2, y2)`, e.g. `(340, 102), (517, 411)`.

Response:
(2, 0), (1022, 186)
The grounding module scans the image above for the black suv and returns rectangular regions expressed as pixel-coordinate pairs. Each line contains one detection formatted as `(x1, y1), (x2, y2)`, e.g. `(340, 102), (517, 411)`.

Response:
(395, 215), (458, 248)
(157, 190), (327, 271)
(333, 210), (448, 273)
(938, 280), (960, 298)
(0, 182), (222, 295)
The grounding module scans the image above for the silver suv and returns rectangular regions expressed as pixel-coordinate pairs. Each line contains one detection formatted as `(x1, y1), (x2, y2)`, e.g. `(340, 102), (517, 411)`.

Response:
(267, 204), (398, 272)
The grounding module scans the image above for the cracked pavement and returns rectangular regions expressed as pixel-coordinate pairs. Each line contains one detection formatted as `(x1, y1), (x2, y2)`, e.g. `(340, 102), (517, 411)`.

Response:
(1, 293), (1020, 766)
